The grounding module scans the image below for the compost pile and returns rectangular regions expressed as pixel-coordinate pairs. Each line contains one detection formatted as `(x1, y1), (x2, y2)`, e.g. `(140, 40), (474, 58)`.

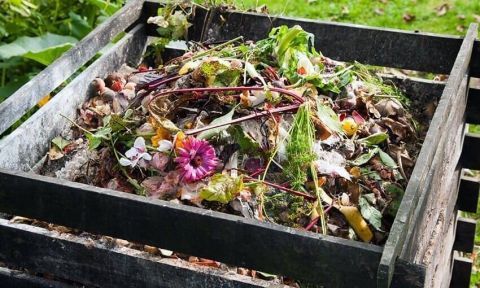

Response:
(42, 25), (422, 245)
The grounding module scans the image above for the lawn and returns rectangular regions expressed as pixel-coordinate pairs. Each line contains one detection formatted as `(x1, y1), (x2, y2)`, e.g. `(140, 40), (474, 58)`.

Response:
(234, 0), (480, 35)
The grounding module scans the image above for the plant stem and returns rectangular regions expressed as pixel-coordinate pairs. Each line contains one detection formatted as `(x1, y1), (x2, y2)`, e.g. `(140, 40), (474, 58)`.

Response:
(244, 176), (317, 201)
(146, 75), (182, 90)
(59, 114), (93, 135)
(185, 104), (300, 136)
(151, 86), (304, 103)
(181, 36), (244, 64)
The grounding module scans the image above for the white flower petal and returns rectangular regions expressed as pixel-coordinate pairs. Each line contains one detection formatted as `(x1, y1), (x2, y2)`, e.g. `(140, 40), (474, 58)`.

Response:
(119, 158), (132, 167)
(141, 152), (152, 161)
(125, 147), (138, 158)
(157, 140), (173, 152)
(133, 137), (146, 150)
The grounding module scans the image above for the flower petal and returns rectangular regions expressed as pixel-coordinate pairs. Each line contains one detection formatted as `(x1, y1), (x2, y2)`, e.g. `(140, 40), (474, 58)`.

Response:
(157, 140), (173, 152)
(125, 147), (138, 158)
(141, 152), (152, 161)
(119, 158), (132, 166)
(133, 137), (146, 149)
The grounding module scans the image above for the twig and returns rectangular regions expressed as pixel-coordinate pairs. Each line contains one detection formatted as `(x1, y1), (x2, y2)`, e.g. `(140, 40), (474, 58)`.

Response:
(244, 176), (317, 201)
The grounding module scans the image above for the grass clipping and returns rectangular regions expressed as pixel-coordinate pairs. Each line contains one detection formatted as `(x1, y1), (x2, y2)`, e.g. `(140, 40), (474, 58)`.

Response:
(284, 103), (316, 191)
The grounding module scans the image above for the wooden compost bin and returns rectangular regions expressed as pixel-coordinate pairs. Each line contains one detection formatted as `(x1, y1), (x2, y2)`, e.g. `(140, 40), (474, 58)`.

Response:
(0, 1), (479, 287)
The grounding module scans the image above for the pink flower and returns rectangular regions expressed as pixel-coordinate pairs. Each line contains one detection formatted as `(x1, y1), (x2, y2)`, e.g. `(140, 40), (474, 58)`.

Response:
(175, 137), (218, 182)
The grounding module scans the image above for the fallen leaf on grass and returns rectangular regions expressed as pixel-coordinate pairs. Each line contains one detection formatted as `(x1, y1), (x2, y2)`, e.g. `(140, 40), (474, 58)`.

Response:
(435, 4), (449, 17)
(403, 13), (415, 22)
(374, 8), (384, 15)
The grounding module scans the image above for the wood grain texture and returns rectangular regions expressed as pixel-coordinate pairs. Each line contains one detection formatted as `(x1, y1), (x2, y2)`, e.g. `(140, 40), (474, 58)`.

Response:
(0, 0), (145, 135)
(0, 169), (383, 288)
(378, 23), (477, 288)
(0, 219), (272, 288)
(0, 24), (147, 171)
(0, 266), (71, 288)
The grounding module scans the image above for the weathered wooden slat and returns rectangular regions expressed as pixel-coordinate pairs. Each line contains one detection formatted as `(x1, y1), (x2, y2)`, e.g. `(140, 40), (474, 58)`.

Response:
(377, 23), (478, 288)
(0, 24), (148, 171)
(0, 169), (383, 287)
(0, 219), (271, 288)
(457, 175), (480, 213)
(460, 133), (480, 170)
(466, 88), (480, 124)
(453, 217), (476, 253)
(390, 259), (425, 288)
(0, 0), (145, 135)
(148, 2), (480, 76)
(0, 267), (71, 288)
(450, 253), (473, 288)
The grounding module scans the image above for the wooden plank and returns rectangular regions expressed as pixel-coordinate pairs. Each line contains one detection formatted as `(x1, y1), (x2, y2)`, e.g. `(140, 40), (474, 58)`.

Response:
(378, 23), (477, 288)
(0, 0), (145, 135)
(453, 217), (476, 253)
(0, 170), (383, 287)
(0, 267), (71, 288)
(450, 253), (473, 288)
(460, 133), (480, 170)
(390, 259), (425, 288)
(466, 88), (480, 124)
(457, 175), (480, 213)
(150, 2), (480, 76)
(0, 219), (272, 288)
(0, 24), (148, 171)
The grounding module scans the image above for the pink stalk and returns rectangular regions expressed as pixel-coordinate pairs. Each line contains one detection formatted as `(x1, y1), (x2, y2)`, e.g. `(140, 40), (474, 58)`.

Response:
(244, 176), (317, 201)
(305, 217), (319, 231)
(184, 104), (300, 136)
(146, 75), (182, 90)
(150, 86), (305, 103)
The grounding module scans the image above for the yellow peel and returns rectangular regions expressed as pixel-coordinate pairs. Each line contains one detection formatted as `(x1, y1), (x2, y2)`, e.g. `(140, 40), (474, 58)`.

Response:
(336, 205), (373, 242)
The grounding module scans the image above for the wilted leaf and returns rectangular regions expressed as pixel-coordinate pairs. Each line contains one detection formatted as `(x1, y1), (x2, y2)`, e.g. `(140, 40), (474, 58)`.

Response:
(52, 136), (71, 150)
(384, 183), (404, 217)
(403, 13), (415, 22)
(200, 174), (243, 204)
(359, 196), (382, 230)
(48, 146), (64, 161)
(358, 132), (388, 146)
(0, 33), (77, 65)
(197, 106), (235, 140)
(350, 147), (379, 166)
(379, 149), (397, 168)
(316, 100), (344, 135)
(435, 4), (449, 17)
(228, 125), (261, 155)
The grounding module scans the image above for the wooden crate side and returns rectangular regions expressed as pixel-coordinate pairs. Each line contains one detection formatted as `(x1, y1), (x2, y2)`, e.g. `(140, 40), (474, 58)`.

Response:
(0, 266), (71, 288)
(453, 217), (477, 253)
(0, 24), (148, 172)
(0, 219), (271, 288)
(450, 253), (473, 288)
(457, 175), (480, 213)
(0, 0), (145, 135)
(460, 133), (480, 170)
(0, 170), (383, 287)
(466, 88), (480, 124)
(149, 1), (480, 76)
(378, 24), (478, 288)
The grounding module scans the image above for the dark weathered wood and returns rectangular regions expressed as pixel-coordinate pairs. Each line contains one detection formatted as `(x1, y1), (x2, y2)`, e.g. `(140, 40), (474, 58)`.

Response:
(0, 267), (71, 288)
(0, 24), (148, 171)
(0, 169), (383, 288)
(457, 175), (480, 213)
(450, 254), (472, 288)
(147, 2), (480, 76)
(460, 133), (480, 170)
(378, 23), (477, 288)
(390, 259), (425, 288)
(453, 217), (476, 253)
(466, 88), (480, 124)
(0, 0), (145, 135)
(0, 219), (271, 288)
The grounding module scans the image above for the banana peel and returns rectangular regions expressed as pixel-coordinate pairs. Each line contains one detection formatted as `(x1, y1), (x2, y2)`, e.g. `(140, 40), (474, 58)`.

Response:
(318, 187), (373, 242)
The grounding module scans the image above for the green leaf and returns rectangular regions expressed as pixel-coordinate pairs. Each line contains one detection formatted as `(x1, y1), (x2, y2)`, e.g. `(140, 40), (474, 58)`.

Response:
(197, 107), (236, 140)
(69, 12), (92, 39)
(94, 127), (112, 139)
(358, 132), (388, 146)
(350, 148), (379, 166)
(86, 133), (102, 150)
(228, 125), (261, 155)
(383, 183), (404, 217)
(200, 174), (243, 204)
(359, 196), (382, 230)
(85, 0), (120, 16)
(51, 136), (71, 150)
(379, 150), (397, 168)
(316, 100), (344, 135)
(0, 33), (77, 65)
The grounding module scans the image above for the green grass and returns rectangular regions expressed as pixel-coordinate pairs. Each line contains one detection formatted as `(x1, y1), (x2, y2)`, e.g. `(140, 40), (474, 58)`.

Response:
(233, 0), (480, 35)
